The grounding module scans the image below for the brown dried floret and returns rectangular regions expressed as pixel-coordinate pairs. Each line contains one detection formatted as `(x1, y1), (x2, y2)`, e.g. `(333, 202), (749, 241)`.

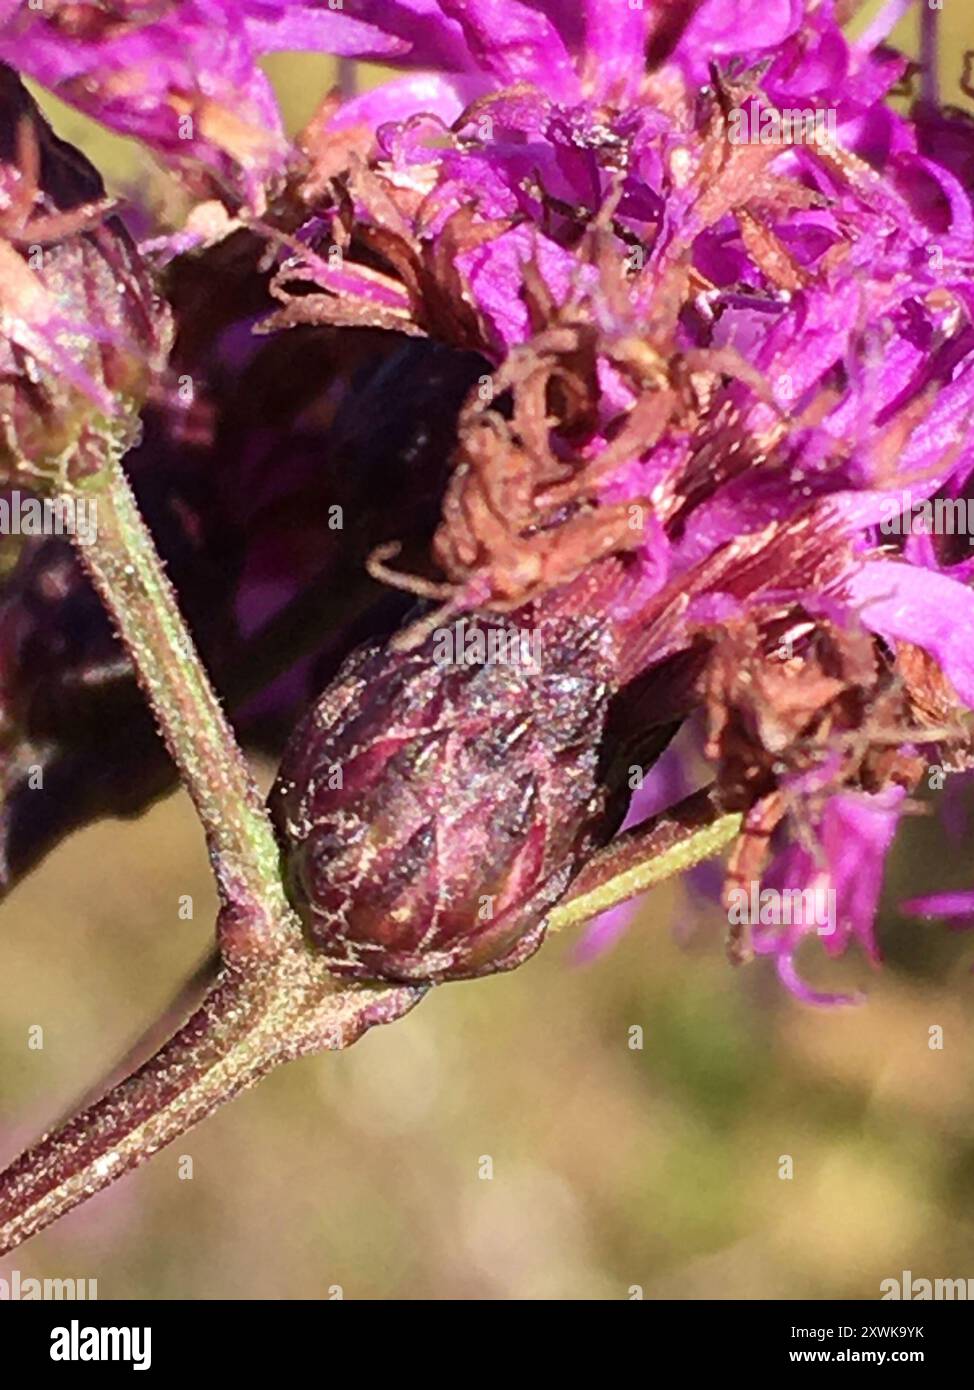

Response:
(699, 607), (971, 961)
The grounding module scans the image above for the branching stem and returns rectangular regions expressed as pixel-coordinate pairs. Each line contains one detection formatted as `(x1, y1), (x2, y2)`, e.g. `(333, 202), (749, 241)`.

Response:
(0, 463), (739, 1257)
(0, 456), (425, 1255)
(0, 961), (424, 1255)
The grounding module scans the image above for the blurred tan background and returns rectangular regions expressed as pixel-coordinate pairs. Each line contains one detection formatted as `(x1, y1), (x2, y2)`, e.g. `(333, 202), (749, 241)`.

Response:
(1, 773), (973, 1299)
(3, 4), (974, 1301)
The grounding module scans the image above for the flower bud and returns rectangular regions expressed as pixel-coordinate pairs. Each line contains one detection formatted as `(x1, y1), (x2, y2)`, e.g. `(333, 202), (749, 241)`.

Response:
(0, 68), (171, 491)
(270, 614), (625, 983)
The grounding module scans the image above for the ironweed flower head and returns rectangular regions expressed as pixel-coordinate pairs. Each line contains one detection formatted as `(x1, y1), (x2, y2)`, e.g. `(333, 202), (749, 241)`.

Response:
(13, 0), (974, 1278)
(0, 1), (407, 211)
(3, 2), (974, 1004)
(270, 597), (629, 983)
(0, 67), (171, 489)
(257, 1), (974, 1001)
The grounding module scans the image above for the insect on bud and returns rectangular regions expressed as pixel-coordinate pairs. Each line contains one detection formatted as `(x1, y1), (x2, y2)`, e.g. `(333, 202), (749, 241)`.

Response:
(270, 614), (626, 983)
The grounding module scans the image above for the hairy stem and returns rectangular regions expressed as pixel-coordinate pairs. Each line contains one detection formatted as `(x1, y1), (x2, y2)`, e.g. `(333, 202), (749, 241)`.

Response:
(0, 454), (427, 1255)
(2, 460), (739, 1254)
(0, 789), (739, 1253)
(0, 961), (424, 1256)
(0, 769), (737, 1250)
(71, 461), (299, 958)
(548, 787), (741, 933)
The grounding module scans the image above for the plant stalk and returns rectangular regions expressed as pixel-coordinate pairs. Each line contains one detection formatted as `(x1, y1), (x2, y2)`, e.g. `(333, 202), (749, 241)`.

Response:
(1, 459), (741, 1255)
(0, 959), (424, 1255)
(548, 787), (741, 933)
(71, 460), (299, 960)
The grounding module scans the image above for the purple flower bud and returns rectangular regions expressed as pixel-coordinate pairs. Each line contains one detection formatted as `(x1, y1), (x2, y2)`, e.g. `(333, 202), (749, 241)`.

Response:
(0, 67), (171, 489)
(270, 613), (628, 983)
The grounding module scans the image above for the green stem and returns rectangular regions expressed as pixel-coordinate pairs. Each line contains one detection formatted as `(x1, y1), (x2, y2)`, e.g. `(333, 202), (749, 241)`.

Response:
(548, 787), (741, 933)
(72, 461), (299, 958)
(2, 460), (739, 1255)
(0, 455), (428, 1256)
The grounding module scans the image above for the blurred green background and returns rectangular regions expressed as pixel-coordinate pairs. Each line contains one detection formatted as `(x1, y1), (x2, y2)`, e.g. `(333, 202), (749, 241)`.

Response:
(2, 5), (974, 1300)
(1, 772), (973, 1299)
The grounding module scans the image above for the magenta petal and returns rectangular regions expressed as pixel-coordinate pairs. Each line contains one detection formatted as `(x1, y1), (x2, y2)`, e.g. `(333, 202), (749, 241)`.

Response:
(327, 72), (487, 132)
(679, 0), (804, 72)
(439, 0), (581, 99)
(577, 0), (650, 102)
(777, 954), (865, 1008)
(846, 561), (974, 710)
(900, 891), (974, 923)
(455, 226), (595, 350)
(242, 8), (411, 56)
(574, 902), (638, 964)
(818, 788), (905, 962)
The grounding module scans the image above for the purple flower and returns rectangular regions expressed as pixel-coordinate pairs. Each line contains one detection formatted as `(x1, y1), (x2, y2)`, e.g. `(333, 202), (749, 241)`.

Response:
(250, 0), (974, 1000)
(0, 67), (171, 486)
(757, 787), (906, 1005)
(4, 0), (974, 1003)
(0, 2), (407, 209)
